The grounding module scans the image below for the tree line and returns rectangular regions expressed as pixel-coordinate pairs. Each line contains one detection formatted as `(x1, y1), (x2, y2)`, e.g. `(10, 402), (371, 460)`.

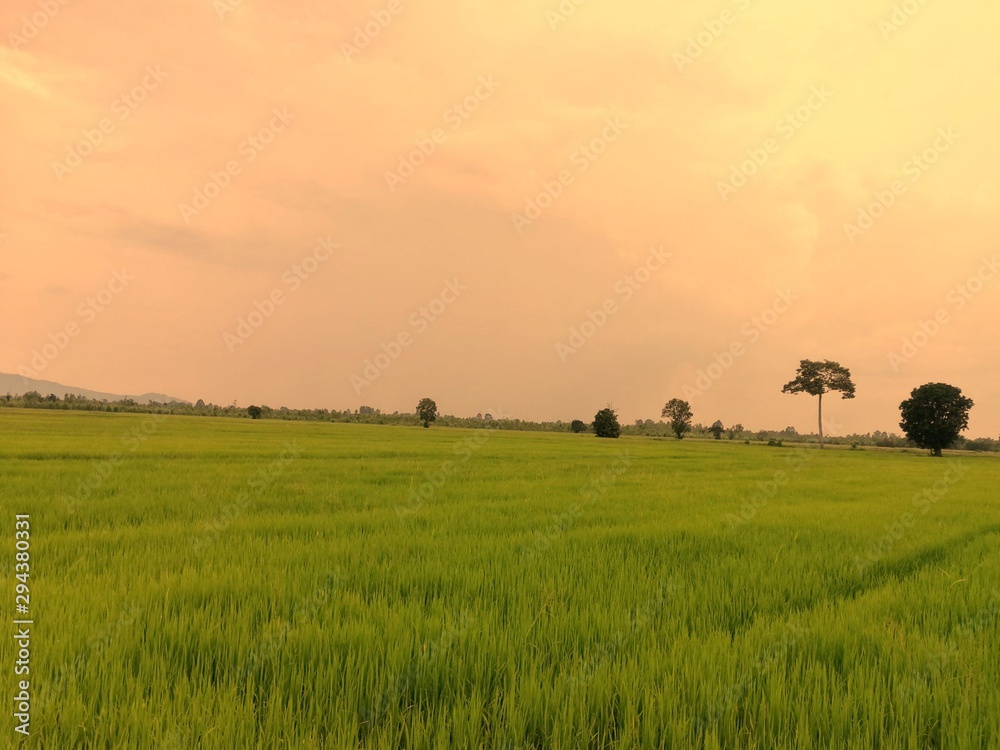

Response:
(587, 359), (994, 457)
(3, 360), (997, 456)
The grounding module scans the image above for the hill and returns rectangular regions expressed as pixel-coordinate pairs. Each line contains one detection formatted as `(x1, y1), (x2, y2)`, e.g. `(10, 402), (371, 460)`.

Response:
(0, 372), (188, 404)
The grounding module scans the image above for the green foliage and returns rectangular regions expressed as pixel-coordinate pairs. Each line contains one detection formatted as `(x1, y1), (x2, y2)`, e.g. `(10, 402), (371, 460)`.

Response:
(709, 420), (725, 440)
(570, 419), (587, 433)
(246, 405), (263, 419)
(782, 359), (857, 399)
(966, 437), (1000, 452)
(661, 399), (693, 439)
(416, 397), (438, 428)
(900, 383), (975, 457)
(592, 407), (621, 439)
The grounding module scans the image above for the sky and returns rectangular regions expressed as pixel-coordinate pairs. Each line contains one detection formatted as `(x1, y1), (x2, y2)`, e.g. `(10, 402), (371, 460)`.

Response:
(1, 0), (998, 437)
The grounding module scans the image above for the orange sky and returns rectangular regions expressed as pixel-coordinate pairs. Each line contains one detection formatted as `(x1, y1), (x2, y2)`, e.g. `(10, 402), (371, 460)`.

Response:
(2, 0), (998, 437)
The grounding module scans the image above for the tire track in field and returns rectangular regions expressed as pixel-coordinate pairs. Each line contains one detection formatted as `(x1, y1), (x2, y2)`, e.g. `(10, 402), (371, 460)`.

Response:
(732, 523), (1000, 639)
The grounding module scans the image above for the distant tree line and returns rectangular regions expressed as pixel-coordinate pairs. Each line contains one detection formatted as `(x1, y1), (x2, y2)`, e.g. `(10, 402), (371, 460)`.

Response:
(2, 384), (997, 454)
(577, 360), (994, 456)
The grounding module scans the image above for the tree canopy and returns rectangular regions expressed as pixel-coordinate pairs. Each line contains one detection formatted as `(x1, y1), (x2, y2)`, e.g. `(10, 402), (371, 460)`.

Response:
(782, 359), (856, 448)
(662, 399), (693, 440)
(593, 407), (621, 439)
(900, 383), (974, 456)
(416, 398), (438, 428)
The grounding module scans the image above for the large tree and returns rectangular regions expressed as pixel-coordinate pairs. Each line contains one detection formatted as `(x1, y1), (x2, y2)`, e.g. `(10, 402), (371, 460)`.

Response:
(709, 420), (725, 440)
(662, 399), (693, 440)
(900, 383), (974, 457)
(781, 359), (855, 449)
(592, 407), (621, 438)
(416, 398), (438, 428)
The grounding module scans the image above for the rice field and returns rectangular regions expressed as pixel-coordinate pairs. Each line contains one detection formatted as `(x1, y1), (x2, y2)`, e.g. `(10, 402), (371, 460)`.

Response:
(2, 409), (999, 748)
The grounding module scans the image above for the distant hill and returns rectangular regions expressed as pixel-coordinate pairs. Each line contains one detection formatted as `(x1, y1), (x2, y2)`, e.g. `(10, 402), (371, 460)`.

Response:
(0, 372), (189, 405)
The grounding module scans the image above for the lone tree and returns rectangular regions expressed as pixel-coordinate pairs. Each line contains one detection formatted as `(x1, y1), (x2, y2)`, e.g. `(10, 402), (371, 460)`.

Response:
(416, 398), (438, 428)
(709, 420), (725, 440)
(900, 383), (974, 457)
(247, 405), (263, 420)
(781, 359), (856, 449)
(592, 407), (621, 439)
(570, 419), (587, 433)
(662, 399), (693, 440)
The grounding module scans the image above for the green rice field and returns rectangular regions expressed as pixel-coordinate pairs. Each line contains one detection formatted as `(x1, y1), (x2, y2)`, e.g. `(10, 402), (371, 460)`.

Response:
(2, 409), (999, 748)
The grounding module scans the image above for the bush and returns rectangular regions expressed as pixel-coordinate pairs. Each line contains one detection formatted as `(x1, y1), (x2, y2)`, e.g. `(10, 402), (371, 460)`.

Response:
(966, 437), (999, 452)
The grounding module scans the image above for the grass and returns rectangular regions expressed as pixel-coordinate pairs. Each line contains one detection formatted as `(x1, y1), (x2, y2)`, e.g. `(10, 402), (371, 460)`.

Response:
(1, 409), (999, 748)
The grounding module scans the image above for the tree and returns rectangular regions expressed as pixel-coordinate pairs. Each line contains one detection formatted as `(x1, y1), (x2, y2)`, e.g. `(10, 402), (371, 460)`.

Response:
(592, 407), (621, 439)
(900, 383), (974, 457)
(247, 405), (263, 419)
(727, 423), (744, 440)
(416, 398), (438, 428)
(570, 419), (587, 433)
(662, 399), (693, 440)
(709, 420), (725, 440)
(781, 359), (856, 449)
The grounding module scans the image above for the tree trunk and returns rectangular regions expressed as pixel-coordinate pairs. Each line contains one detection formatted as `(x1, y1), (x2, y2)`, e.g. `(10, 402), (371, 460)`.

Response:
(817, 392), (824, 449)
(933, 447), (942, 457)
